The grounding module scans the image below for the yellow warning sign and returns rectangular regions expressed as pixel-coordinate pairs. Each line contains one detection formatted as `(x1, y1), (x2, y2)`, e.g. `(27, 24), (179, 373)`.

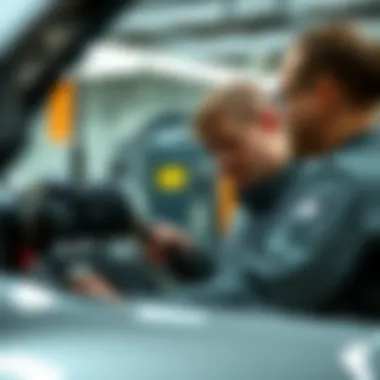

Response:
(155, 164), (190, 192)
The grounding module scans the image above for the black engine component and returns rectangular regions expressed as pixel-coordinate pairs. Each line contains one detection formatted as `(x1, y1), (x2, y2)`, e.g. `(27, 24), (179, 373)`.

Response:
(1, 181), (137, 270)
(23, 181), (134, 247)
(165, 245), (215, 282)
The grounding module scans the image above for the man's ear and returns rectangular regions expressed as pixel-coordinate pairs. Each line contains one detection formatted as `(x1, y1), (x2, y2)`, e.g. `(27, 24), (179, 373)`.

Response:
(260, 107), (280, 132)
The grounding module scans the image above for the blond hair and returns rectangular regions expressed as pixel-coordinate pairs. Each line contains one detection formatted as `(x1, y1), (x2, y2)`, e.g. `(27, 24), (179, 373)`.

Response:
(195, 81), (264, 136)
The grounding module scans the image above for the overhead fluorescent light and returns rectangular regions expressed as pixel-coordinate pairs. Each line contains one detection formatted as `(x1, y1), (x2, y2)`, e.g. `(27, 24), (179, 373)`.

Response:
(73, 43), (278, 92)
(74, 43), (145, 80)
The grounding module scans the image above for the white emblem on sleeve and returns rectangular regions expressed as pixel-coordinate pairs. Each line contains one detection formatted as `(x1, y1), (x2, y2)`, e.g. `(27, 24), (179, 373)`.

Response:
(339, 332), (380, 380)
(340, 340), (377, 380)
(294, 197), (321, 221)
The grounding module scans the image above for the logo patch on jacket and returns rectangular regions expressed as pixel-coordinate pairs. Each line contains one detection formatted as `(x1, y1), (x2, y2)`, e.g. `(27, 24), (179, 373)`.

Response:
(294, 197), (321, 221)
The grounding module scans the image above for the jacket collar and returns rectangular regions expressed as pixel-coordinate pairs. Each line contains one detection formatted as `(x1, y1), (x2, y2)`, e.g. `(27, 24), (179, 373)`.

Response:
(239, 164), (299, 214)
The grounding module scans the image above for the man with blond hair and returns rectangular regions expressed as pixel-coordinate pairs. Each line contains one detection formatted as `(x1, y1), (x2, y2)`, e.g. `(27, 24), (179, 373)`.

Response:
(146, 81), (300, 306)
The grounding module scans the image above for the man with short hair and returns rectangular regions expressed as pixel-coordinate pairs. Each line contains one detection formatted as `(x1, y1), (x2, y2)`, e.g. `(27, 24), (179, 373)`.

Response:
(147, 82), (299, 306)
(150, 24), (380, 318)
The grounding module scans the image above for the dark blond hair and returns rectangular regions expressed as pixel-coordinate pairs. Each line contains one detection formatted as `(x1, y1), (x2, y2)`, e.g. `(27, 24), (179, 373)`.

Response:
(295, 23), (380, 106)
(195, 81), (264, 136)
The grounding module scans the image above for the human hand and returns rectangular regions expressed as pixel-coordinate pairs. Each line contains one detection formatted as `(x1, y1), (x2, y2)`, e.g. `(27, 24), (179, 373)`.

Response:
(144, 223), (192, 266)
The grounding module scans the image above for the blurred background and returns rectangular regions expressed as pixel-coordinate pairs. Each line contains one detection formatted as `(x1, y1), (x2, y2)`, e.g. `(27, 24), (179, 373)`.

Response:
(2, 0), (380, 297)
(6, 1), (380, 194)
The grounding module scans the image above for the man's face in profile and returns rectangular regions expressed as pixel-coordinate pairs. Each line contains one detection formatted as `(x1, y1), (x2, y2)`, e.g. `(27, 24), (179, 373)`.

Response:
(280, 47), (328, 155)
(201, 118), (280, 187)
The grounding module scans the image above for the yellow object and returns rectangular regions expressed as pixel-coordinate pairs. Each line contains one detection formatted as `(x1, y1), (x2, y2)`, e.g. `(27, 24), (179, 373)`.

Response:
(47, 81), (77, 144)
(155, 164), (190, 192)
(218, 176), (237, 234)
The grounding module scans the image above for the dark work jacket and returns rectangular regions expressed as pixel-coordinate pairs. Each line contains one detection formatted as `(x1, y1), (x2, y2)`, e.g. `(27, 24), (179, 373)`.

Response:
(166, 128), (380, 318)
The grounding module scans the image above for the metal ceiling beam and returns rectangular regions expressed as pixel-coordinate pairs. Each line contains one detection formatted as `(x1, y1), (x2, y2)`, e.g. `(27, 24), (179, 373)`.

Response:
(115, 0), (380, 45)
(119, 12), (287, 44)
(138, 0), (213, 5)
